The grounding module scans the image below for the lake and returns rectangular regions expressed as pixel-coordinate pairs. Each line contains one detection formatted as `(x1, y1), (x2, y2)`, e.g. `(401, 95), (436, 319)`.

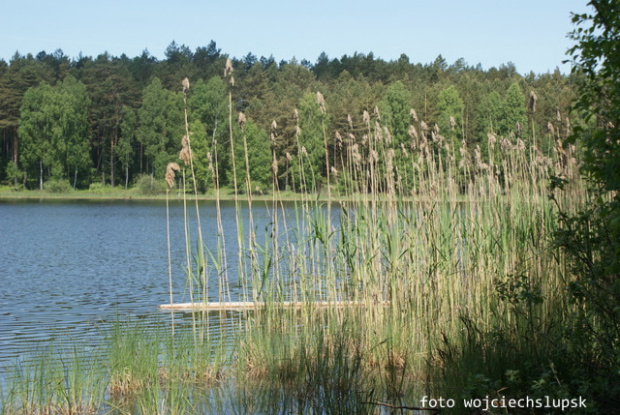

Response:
(0, 198), (290, 365)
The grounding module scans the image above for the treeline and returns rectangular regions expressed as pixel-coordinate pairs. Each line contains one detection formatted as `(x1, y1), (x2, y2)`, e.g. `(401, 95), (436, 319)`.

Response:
(0, 40), (577, 191)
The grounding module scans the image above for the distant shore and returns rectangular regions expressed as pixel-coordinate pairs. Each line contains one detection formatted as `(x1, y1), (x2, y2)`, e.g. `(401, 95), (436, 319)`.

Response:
(0, 188), (298, 202)
(0, 187), (472, 204)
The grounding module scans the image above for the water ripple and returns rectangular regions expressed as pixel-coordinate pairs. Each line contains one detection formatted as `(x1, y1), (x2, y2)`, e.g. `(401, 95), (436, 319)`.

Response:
(0, 199), (275, 367)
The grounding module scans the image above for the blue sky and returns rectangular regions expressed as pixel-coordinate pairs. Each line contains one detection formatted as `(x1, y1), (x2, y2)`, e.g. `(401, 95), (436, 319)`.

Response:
(1, 0), (590, 74)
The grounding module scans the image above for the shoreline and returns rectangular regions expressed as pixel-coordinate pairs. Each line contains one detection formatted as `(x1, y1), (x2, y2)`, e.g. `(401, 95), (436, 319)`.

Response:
(0, 188), (304, 202)
(0, 190), (476, 204)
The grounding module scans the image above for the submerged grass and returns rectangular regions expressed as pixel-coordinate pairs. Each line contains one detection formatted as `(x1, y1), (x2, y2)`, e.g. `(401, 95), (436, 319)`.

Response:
(105, 319), (229, 414)
(1, 343), (106, 415)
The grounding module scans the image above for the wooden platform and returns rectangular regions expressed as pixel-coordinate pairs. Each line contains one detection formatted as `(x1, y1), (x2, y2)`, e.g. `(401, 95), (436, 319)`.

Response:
(159, 300), (386, 311)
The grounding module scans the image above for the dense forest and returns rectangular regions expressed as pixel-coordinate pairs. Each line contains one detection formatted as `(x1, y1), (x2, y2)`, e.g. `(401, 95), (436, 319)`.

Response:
(0, 40), (576, 192)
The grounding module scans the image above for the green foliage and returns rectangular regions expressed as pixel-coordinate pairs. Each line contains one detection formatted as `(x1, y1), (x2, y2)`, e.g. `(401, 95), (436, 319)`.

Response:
(526, 2), (620, 411)
(4, 160), (23, 188)
(235, 118), (272, 191)
(118, 105), (137, 188)
(477, 91), (502, 137)
(78, 53), (136, 186)
(134, 173), (165, 195)
(495, 272), (543, 307)
(562, 0), (620, 354)
(137, 77), (183, 177)
(500, 82), (527, 138)
(189, 77), (228, 130)
(0, 41), (586, 193)
(436, 84), (464, 146)
(88, 182), (112, 193)
(379, 81), (410, 145)
(18, 76), (91, 189)
(188, 77), (229, 188)
(44, 178), (72, 193)
(18, 82), (54, 189)
(57, 75), (91, 187)
(187, 119), (212, 192)
(290, 92), (327, 192)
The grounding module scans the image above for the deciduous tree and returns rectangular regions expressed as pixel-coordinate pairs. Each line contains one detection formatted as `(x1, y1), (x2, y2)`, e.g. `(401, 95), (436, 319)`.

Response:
(18, 75), (91, 188)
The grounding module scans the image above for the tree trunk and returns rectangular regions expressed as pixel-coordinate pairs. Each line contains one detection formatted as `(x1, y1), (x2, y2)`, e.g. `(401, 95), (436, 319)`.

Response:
(39, 160), (43, 190)
(13, 131), (19, 164)
(100, 146), (106, 185)
(110, 130), (116, 186)
(125, 165), (129, 189)
(12, 128), (19, 187)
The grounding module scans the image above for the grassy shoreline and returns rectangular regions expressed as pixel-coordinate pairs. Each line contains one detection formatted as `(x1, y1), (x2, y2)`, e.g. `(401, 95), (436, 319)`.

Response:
(0, 185), (538, 204)
(0, 187), (297, 202)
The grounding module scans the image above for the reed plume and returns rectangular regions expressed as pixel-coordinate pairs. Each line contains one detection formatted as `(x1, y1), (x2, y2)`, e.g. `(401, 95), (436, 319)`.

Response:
(165, 162), (180, 188)
(238, 111), (247, 128)
(316, 91), (326, 115)
(180, 134), (192, 165)
(224, 58), (233, 77)
(363, 109), (370, 126)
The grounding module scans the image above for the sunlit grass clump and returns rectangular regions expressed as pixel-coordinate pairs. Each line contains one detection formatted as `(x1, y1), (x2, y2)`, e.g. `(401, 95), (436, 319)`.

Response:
(1, 345), (105, 415)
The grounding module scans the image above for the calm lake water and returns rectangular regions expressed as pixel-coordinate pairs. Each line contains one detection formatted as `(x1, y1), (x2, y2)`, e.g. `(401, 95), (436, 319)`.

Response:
(0, 198), (291, 365)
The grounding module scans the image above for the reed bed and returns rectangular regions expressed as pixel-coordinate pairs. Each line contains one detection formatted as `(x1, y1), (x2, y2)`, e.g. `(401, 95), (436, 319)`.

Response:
(162, 75), (586, 412)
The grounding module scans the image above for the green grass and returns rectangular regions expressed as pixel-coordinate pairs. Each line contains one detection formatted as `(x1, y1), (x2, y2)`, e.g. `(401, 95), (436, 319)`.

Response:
(1, 343), (106, 415)
(0, 185), (311, 202)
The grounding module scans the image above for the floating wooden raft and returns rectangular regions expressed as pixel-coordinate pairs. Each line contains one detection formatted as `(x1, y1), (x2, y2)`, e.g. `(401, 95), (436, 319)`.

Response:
(159, 300), (387, 311)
